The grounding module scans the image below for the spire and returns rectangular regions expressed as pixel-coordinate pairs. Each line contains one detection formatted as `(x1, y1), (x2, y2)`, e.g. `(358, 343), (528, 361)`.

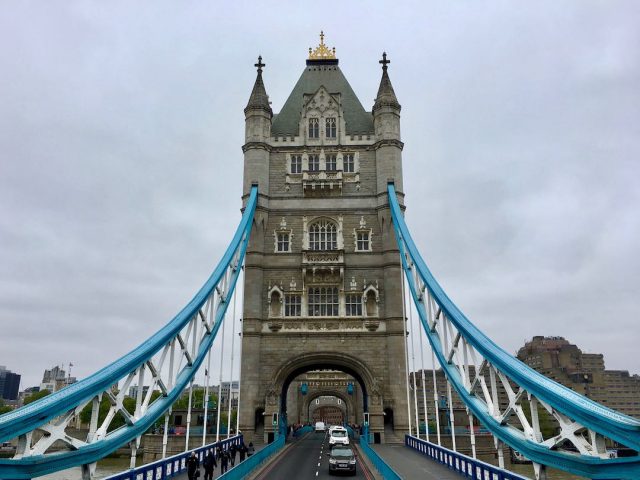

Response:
(373, 52), (400, 113)
(245, 55), (272, 116)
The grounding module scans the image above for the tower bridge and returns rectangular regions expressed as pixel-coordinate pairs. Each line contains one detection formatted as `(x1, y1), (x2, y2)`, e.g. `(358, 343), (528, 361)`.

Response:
(1, 34), (639, 480)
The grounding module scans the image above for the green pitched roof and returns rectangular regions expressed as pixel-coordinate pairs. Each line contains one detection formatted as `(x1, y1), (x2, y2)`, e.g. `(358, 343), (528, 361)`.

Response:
(271, 61), (374, 136)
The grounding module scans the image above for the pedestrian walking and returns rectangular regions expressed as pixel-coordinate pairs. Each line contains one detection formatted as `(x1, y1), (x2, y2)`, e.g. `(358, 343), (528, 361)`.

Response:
(247, 442), (255, 457)
(220, 449), (229, 474)
(229, 444), (237, 467)
(186, 452), (199, 480)
(239, 442), (247, 462)
(203, 451), (215, 480)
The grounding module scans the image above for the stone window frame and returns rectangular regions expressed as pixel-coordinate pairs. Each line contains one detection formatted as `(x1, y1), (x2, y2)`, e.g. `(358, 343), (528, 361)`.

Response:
(273, 217), (293, 253)
(290, 154), (302, 174)
(353, 216), (373, 253)
(342, 152), (359, 174)
(308, 117), (320, 139)
(303, 216), (344, 251)
(307, 285), (340, 317)
(325, 153), (337, 172)
(308, 154), (320, 172)
(284, 293), (302, 317)
(325, 117), (337, 138)
(345, 293), (363, 317)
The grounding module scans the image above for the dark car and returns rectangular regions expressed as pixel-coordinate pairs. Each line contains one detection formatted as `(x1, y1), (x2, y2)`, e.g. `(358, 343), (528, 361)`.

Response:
(328, 446), (357, 475)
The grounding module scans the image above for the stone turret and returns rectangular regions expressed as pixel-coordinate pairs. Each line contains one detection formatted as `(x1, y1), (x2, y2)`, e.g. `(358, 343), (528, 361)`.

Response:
(373, 52), (403, 196)
(243, 56), (272, 196)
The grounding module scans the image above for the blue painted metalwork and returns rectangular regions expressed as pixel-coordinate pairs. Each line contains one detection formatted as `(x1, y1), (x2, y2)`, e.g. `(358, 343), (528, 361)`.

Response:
(359, 432), (401, 480)
(406, 435), (528, 480)
(104, 435), (242, 480)
(388, 183), (640, 479)
(0, 187), (259, 478)
(293, 425), (313, 437)
(301, 383), (308, 395)
(347, 382), (354, 395)
(218, 435), (285, 480)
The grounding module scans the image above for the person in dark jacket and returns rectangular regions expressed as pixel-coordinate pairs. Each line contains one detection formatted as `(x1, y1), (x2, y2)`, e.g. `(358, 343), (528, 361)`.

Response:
(229, 444), (237, 467)
(247, 442), (255, 457)
(239, 442), (247, 462)
(220, 449), (229, 474)
(203, 451), (215, 480)
(186, 452), (199, 480)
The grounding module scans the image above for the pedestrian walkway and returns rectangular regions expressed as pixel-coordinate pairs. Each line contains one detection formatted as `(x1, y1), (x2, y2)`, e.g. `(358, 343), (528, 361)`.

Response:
(171, 444), (264, 480)
(371, 443), (462, 479)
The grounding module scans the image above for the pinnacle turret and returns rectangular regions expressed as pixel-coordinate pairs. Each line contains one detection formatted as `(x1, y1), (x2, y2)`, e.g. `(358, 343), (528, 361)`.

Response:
(245, 56), (272, 116)
(373, 52), (401, 113)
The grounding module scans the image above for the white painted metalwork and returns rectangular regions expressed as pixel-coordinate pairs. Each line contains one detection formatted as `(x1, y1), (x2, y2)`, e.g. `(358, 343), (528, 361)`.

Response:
(236, 267), (245, 436)
(397, 237), (639, 479)
(7, 235), (246, 475)
(227, 286), (238, 439)
(400, 263), (413, 436)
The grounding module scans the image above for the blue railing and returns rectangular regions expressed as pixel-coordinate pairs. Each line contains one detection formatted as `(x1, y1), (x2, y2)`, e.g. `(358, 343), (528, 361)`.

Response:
(358, 434), (401, 480)
(405, 435), (528, 480)
(218, 435), (285, 480)
(105, 435), (242, 480)
(293, 425), (313, 437)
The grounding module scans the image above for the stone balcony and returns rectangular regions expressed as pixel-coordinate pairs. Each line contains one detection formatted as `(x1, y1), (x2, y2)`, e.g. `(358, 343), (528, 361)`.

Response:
(302, 170), (343, 195)
(302, 249), (344, 281)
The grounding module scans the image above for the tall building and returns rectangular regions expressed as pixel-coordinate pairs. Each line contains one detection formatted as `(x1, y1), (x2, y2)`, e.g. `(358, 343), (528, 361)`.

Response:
(40, 365), (76, 393)
(238, 34), (408, 443)
(517, 336), (640, 418)
(0, 366), (21, 401)
(219, 381), (239, 411)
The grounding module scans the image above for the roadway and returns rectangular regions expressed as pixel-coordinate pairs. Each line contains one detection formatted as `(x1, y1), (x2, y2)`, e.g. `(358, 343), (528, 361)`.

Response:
(254, 431), (373, 480)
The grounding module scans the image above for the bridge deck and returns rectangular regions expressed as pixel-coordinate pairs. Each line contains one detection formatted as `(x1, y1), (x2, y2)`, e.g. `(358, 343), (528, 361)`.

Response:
(371, 443), (463, 479)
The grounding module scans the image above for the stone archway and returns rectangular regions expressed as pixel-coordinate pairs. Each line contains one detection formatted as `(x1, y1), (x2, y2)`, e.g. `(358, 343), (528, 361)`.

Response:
(260, 351), (384, 438)
(273, 352), (379, 413)
(303, 389), (352, 425)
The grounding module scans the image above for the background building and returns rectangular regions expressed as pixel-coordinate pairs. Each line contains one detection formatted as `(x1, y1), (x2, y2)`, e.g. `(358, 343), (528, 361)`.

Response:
(0, 366), (21, 401)
(40, 365), (76, 393)
(517, 336), (640, 418)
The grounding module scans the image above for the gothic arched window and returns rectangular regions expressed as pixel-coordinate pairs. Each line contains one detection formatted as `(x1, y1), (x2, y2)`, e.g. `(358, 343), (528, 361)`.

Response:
(309, 220), (338, 251)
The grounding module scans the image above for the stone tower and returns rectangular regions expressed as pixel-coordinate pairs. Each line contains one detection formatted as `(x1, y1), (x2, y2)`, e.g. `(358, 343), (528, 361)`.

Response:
(239, 34), (407, 443)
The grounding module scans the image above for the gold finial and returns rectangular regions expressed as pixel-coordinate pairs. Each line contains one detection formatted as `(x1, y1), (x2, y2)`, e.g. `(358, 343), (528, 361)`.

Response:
(309, 30), (336, 60)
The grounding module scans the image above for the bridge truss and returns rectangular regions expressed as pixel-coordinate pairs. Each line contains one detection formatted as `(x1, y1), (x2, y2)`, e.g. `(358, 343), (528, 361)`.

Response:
(0, 187), (258, 479)
(388, 183), (640, 479)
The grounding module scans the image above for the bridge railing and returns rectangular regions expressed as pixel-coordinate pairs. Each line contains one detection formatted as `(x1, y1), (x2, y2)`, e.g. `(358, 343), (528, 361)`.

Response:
(358, 431), (401, 480)
(218, 435), (285, 480)
(406, 435), (527, 480)
(105, 435), (242, 480)
(388, 183), (640, 480)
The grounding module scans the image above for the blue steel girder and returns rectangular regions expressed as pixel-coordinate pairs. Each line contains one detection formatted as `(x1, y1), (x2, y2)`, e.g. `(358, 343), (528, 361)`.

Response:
(387, 183), (640, 480)
(0, 186), (258, 479)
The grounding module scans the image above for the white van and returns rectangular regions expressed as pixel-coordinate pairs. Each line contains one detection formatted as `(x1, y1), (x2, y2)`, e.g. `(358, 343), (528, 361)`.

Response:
(328, 426), (349, 446)
(315, 421), (326, 432)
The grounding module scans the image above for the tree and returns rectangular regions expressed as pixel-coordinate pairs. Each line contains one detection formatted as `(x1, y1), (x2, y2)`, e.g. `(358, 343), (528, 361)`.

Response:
(79, 390), (165, 433)
(24, 389), (50, 405)
(0, 398), (12, 415)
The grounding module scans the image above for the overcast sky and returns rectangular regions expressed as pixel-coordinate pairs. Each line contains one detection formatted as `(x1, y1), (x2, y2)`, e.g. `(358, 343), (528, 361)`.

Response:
(0, 2), (638, 391)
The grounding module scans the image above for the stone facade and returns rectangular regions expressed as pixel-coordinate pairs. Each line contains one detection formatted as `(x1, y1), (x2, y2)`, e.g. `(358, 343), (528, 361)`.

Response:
(238, 40), (408, 443)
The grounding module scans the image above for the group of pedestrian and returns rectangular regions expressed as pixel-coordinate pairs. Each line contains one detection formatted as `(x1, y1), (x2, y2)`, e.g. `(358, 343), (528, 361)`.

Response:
(186, 441), (255, 480)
